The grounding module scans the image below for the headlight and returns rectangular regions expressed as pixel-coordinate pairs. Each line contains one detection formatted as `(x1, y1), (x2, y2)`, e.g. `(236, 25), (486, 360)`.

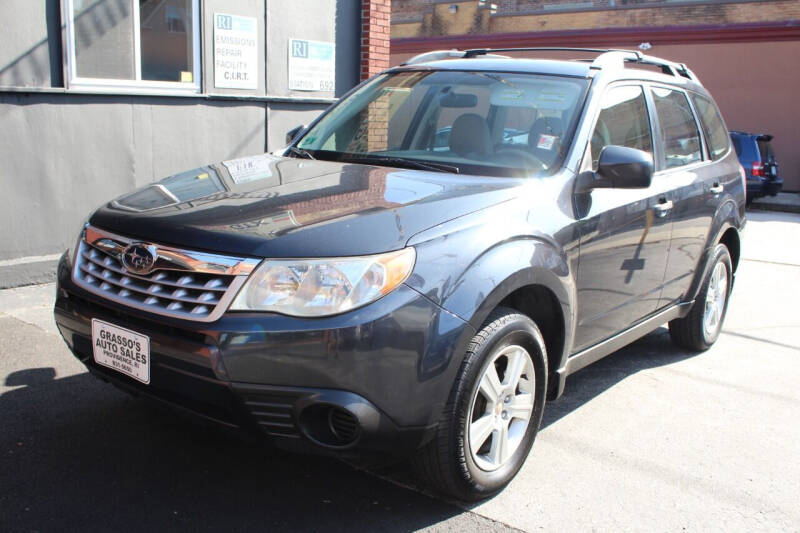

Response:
(230, 248), (416, 317)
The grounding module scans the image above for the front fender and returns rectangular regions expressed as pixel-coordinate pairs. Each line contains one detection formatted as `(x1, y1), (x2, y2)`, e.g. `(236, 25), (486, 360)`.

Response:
(405, 218), (576, 393)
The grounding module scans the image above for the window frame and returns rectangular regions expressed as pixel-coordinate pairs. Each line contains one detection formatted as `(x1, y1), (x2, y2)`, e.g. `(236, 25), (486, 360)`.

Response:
(62, 0), (201, 95)
(584, 82), (657, 172)
(688, 91), (732, 162)
(646, 83), (709, 173)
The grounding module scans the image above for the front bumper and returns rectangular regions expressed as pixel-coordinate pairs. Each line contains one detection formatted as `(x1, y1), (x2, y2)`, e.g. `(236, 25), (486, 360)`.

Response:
(54, 253), (473, 456)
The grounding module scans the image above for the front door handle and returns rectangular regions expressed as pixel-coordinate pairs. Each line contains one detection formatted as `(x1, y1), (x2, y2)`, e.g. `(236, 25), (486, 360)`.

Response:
(653, 199), (673, 217)
(710, 183), (724, 195)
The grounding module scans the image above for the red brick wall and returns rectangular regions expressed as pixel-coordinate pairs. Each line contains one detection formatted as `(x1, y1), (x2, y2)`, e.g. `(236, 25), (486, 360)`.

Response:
(361, 0), (392, 80)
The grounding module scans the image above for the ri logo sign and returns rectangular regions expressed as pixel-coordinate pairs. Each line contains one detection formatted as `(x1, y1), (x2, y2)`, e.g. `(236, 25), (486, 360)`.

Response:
(291, 40), (309, 58)
(288, 39), (335, 91)
(215, 14), (233, 31)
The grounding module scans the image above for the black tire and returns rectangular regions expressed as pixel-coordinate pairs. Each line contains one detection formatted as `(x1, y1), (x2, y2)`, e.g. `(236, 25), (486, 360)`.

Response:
(413, 307), (548, 501)
(669, 243), (733, 351)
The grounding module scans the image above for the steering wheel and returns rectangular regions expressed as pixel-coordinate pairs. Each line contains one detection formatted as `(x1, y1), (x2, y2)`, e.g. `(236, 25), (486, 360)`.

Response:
(494, 147), (545, 169)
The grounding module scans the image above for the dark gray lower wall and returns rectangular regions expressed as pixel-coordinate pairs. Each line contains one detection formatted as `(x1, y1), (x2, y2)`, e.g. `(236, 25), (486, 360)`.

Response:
(0, 92), (327, 265)
(0, 0), (360, 287)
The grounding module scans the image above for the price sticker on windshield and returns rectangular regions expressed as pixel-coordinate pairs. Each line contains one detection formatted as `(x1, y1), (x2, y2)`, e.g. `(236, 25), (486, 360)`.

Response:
(537, 134), (557, 150)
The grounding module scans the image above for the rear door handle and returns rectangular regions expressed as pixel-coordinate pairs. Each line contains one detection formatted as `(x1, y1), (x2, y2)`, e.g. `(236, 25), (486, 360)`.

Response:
(710, 183), (724, 194)
(653, 199), (673, 217)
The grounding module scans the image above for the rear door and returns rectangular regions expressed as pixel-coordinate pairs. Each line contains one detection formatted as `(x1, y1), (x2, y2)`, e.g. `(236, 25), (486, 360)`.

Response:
(573, 84), (672, 352)
(654, 88), (733, 307)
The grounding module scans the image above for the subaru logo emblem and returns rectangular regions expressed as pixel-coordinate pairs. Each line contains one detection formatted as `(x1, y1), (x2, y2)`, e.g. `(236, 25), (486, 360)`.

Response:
(121, 243), (158, 275)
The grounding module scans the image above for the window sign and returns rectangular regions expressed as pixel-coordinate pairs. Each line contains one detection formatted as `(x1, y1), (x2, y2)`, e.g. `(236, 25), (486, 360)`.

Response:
(214, 13), (258, 90)
(288, 39), (335, 92)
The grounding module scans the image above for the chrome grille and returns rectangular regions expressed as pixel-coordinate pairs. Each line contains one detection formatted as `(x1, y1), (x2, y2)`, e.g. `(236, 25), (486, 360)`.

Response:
(72, 225), (260, 322)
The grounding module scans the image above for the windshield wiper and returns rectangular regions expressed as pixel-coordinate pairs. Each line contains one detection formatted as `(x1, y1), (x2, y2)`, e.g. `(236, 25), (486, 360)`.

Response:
(344, 155), (460, 174)
(286, 146), (315, 160)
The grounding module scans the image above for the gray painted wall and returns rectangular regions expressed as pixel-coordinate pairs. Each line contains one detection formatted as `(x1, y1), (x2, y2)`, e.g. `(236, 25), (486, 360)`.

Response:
(0, 0), (60, 87)
(0, 93), (266, 260)
(0, 0), (362, 271)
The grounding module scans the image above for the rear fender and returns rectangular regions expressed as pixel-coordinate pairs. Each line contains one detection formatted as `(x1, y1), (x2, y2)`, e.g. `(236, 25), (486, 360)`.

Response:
(684, 197), (743, 303)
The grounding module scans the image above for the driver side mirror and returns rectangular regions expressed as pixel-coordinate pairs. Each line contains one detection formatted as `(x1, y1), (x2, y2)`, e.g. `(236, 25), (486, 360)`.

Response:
(286, 124), (306, 145)
(575, 145), (653, 193)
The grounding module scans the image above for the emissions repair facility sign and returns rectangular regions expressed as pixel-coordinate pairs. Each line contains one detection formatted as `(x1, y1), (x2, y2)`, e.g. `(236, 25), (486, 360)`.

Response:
(288, 39), (335, 92)
(214, 13), (258, 90)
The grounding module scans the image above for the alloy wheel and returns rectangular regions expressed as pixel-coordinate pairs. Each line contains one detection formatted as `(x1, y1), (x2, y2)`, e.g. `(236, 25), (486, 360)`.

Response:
(703, 261), (728, 339)
(467, 344), (535, 472)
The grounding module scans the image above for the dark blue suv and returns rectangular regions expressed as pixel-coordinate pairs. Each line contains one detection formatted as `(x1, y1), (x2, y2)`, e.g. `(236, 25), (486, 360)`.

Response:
(54, 48), (745, 500)
(729, 131), (782, 204)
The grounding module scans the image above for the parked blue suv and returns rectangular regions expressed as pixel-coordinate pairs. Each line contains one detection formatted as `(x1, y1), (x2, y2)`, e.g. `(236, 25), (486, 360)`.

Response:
(54, 48), (745, 500)
(730, 131), (782, 204)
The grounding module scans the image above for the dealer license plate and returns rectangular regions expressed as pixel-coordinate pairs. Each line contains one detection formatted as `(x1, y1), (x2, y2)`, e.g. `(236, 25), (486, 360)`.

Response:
(91, 319), (151, 384)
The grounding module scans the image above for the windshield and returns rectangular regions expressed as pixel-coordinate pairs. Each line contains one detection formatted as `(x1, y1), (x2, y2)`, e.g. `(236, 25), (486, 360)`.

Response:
(294, 70), (589, 177)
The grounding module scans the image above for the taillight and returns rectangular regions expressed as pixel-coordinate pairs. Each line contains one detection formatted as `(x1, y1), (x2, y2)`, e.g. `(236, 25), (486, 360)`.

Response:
(751, 161), (763, 177)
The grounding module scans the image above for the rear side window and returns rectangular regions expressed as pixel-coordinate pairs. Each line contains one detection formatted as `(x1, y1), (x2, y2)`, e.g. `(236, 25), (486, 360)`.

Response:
(651, 87), (702, 169)
(757, 139), (775, 162)
(691, 94), (729, 160)
(590, 85), (653, 170)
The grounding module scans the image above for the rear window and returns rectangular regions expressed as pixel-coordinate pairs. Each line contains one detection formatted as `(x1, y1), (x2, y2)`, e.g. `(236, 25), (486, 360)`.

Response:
(691, 94), (730, 160)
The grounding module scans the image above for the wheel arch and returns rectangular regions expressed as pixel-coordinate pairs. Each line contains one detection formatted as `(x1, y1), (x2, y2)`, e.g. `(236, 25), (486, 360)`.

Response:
(435, 238), (576, 401)
(495, 285), (566, 400)
(684, 199), (743, 303)
(718, 226), (741, 273)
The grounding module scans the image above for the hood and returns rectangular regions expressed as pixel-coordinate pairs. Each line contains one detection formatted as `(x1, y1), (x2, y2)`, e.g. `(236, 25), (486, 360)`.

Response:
(89, 154), (521, 258)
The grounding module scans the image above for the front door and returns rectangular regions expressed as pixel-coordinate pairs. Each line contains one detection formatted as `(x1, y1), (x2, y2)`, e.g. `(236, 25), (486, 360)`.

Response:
(573, 84), (672, 352)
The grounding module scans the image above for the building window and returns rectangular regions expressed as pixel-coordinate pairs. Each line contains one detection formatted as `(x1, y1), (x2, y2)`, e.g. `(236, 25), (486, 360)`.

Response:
(64, 0), (200, 93)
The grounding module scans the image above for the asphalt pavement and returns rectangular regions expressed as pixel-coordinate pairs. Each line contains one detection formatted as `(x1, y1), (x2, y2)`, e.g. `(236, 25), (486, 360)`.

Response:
(1, 211), (798, 532)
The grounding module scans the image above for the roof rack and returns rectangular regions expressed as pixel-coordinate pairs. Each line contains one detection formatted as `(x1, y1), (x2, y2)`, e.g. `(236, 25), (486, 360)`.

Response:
(462, 47), (620, 58)
(402, 47), (699, 84)
(401, 49), (509, 65)
(591, 50), (699, 82)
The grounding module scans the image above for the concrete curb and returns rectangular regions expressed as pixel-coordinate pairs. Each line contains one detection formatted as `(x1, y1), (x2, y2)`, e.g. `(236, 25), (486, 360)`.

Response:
(0, 260), (58, 290)
(749, 192), (800, 214)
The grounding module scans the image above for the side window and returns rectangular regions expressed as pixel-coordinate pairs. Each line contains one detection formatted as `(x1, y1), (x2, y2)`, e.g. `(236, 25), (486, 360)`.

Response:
(590, 86), (652, 171)
(651, 87), (702, 169)
(691, 94), (730, 161)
